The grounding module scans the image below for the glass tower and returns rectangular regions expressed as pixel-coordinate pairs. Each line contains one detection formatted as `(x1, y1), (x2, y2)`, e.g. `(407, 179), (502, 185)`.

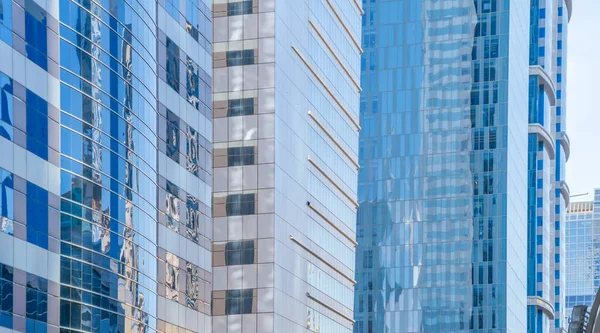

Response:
(0, 0), (213, 332)
(565, 191), (600, 324)
(355, 0), (531, 332)
(526, 0), (571, 332)
(210, 0), (361, 332)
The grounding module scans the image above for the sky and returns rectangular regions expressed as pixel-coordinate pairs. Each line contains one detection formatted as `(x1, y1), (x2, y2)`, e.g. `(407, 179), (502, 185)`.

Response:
(565, 0), (600, 201)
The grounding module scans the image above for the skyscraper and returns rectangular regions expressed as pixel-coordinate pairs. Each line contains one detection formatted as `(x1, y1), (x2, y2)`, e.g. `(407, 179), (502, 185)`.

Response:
(0, 0), (213, 332)
(527, 0), (571, 332)
(565, 191), (600, 324)
(355, 0), (533, 332)
(210, 0), (361, 331)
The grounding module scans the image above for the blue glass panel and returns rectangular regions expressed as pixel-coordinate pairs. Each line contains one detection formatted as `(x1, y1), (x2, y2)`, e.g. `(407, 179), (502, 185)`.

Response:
(26, 182), (48, 249)
(26, 90), (48, 160)
(25, 0), (48, 70)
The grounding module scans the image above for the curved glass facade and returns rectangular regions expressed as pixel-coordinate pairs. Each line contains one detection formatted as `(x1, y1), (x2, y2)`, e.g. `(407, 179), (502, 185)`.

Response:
(355, 0), (530, 332)
(0, 0), (213, 331)
(527, 0), (571, 332)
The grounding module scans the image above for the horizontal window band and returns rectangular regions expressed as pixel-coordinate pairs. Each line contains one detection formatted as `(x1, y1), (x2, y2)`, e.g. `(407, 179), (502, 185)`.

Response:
(308, 20), (361, 92)
(353, 0), (364, 15)
(308, 110), (359, 169)
(306, 201), (357, 247)
(307, 156), (358, 208)
(289, 235), (356, 286)
(291, 46), (361, 131)
(324, 0), (363, 54)
(307, 292), (355, 324)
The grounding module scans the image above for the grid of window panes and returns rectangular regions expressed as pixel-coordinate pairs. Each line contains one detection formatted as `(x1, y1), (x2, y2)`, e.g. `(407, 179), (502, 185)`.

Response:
(0, 0), (212, 331)
(355, 0), (529, 332)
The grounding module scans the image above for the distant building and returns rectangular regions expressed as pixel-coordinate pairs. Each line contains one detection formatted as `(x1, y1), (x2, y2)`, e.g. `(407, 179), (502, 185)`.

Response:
(566, 190), (600, 324)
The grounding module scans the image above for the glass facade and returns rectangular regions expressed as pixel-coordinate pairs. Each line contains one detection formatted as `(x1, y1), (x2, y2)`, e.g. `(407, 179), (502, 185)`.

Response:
(565, 192), (600, 324)
(211, 0), (361, 332)
(355, 0), (531, 332)
(526, 0), (571, 332)
(0, 0), (213, 332)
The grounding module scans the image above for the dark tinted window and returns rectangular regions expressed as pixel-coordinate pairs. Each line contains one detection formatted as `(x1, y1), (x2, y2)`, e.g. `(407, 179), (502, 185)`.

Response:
(225, 240), (255, 265)
(166, 38), (180, 92)
(227, 98), (254, 117)
(25, 273), (48, 324)
(226, 50), (254, 66)
(225, 289), (254, 314)
(227, 146), (254, 166)
(226, 193), (255, 216)
(227, 1), (252, 16)
(0, 263), (13, 328)
(166, 110), (180, 162)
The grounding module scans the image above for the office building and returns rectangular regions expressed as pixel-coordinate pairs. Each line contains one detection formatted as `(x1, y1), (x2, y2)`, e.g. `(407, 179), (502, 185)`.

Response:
(354, 0), (552, 332)
(0, 0), (213, 332)
(565, 191), (600, 324)
(527, 0), (572, 332)
(210, 0), (361, 332)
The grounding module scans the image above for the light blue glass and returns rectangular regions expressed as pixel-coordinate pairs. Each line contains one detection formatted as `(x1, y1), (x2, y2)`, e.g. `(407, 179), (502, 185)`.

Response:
(355, 0), (530, 332)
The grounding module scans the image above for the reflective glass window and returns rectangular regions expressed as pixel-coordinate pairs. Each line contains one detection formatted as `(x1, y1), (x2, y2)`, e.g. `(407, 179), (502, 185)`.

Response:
(0, 263), (13, 329)
(185, 195), (199, 242)
(0, 73), (13, 141)
(186, 262), (201, 309)
(166, 110), (180, 162)
(25, 273), (48, 327)
(0, 167), (13, 222)
(225, 289), (254, 314)
(166, 38), (180, 92)
(226, 50), (254, 66)
(185, 0), (200, 40)
(26, 90), (48, 160)
(25, 0), (48, 70)
(224, 240), (255, 265)
(227, 98), (254, 117)
(0, 0), (11, 45)
(186, 56), (200, 108)
(227, 1), (252, 16)
(225, 193), (255, 216)
(227, 147), (254, 166)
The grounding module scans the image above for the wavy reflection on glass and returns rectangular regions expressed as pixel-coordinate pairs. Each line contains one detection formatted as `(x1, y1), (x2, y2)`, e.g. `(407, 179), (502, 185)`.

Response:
(355, 1), (478, 332)
(60, 1), (157, 331)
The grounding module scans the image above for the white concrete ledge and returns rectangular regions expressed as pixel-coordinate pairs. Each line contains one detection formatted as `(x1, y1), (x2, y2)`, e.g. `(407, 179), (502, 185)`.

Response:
(529, 123), (556, 160)
(558, 132), (571, 161)
(565, 0), (573, 22)
(559, 180), (570, 207)
(530, 65), (557, 106)
(527, 296), (555, 320)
